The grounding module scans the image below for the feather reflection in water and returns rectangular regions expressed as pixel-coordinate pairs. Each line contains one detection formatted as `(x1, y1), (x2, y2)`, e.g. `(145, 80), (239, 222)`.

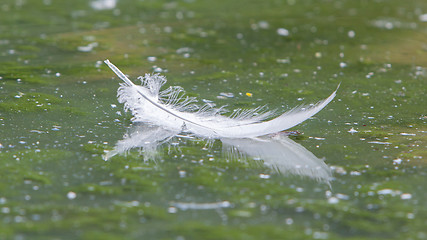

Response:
(221, 135), (332, 183)
(105, 124), (331, 184)
(103, 124), (179, 161)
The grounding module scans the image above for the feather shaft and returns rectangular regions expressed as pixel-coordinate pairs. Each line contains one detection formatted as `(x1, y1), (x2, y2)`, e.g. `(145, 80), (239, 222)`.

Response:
(104, 59), (134, 87)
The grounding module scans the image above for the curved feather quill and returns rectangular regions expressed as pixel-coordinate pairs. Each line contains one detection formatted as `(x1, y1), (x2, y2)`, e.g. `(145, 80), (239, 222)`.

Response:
(105, 60), (338, 138)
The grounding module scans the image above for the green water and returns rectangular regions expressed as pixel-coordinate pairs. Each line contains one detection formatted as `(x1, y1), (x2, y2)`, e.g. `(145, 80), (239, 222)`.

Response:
(0, 0), (426, 239)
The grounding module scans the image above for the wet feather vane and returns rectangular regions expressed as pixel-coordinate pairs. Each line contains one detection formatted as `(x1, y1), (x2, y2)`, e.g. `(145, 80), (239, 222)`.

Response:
(104, 59), (338, 139)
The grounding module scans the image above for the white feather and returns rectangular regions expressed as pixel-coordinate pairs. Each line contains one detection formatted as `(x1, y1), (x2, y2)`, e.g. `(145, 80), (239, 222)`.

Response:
(104, 60), (338, 138)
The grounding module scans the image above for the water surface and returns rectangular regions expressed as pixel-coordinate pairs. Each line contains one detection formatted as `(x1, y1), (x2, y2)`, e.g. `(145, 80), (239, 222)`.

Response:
(0, 0), (426, 239)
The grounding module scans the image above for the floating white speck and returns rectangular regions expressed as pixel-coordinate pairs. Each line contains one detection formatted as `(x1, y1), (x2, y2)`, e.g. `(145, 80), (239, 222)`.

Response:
(372, 20), (394, 29)
(368, 141), (391, 145)
(67, 191), (76, 200)
(167, 207), (177, 213)
(348, 127), (358, 134)
(219, 92), (234, 98)
(14, 92), (25, 98)
(77, 42), (98, 52)
(336, 193), (349, 200)
(179, 170), (186, 178)
(295, 206), (304, 212)
(259, 173), (270, 179)
(348, 30), (355, 38)
(1, 207), (10, 214)
(147, 56), (157, 62)
(392, 158), (402, 165)
(258, 21), (269, 29)
(400, 193), (412, 200)
(115, 200), (140, 207)
(377, 188), (401, 196)
(327, 197), (339, 204)
(377, 189), (393, 195)
(339, 62), (347, 68)
(176, 47), (194, 54)
(331, 166), (347, 175)
(51, 125), (61, 131)
(153, 67), (163, 73)
(90, 0), (116, 10)
(400, 132), (415, 136)
(277, 28), (289, 36)
(313, 231), (329, 239)
(171, 201), (231, 210)
(419, 14), (427, 22)
(276, 58), (290, 64)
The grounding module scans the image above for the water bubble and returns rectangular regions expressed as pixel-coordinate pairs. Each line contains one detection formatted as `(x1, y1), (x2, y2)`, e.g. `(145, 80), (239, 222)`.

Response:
(419, 14), (427, 22)
(348, 127), (358, 134)
(400, 193), (412, 200)
(90, 0), (117, 10)
(277, 28), (289, 36)
(1, 207), (10, 214)
(77, 42), (98, 52)
(259, 173), (270, 179)
(393, 158), (402, 165)
(327, 197), (339, 204)
(258, 21), (269, 29)
(67, 191), (77, 200)
(313, 231), (328, 239)
(179, 170), (186, 178)
(277, 58), (290, 63)
(168, 207), (177, 213)
(219, 92), (234, 98)
(147, 56), (157, 62)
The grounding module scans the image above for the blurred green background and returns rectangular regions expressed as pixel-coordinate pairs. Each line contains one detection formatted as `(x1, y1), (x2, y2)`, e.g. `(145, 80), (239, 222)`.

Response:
(0, 0), (426, 239)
